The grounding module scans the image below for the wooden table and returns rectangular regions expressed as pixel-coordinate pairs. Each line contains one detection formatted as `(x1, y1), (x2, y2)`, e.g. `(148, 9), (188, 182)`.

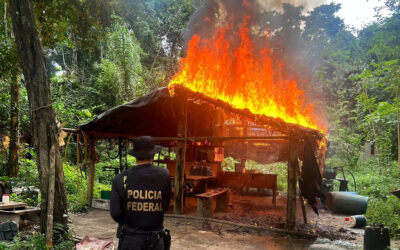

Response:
(0, 202), (27, 210)
(0, 202), (40, 227)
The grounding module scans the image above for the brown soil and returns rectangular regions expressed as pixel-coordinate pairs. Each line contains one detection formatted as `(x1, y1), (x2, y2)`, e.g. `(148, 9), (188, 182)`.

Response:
(70, 193), (367, 249)
(70, 209), (314, 250)
(175, 193), (362, 243)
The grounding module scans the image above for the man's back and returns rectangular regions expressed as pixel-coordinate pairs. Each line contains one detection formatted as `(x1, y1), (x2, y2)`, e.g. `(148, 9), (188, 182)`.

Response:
(110, 164), (171, 230)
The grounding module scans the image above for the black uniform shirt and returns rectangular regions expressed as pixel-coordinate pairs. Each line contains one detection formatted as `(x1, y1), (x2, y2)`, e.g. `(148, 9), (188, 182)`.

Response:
(110, 164), (171, 231)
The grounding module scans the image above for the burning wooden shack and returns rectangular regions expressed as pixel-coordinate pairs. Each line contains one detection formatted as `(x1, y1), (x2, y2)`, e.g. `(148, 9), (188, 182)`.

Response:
(66, 84), (326, 229)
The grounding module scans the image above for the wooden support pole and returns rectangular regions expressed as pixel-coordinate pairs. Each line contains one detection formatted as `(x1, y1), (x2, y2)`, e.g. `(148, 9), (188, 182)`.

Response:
(87, 139), (96, 206)
(297, 166), (308, 225)
(300, 195), (308, 225)
(76, 134), (81, 194)
(241, 119), (248, 173)
(197, 198), (213, 218)
(286, 137), (299, 229)
(174, 93), (187, 214)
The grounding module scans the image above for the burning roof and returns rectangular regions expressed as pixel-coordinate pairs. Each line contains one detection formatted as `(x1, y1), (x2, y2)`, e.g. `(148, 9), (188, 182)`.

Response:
(80, 86), (323, 141)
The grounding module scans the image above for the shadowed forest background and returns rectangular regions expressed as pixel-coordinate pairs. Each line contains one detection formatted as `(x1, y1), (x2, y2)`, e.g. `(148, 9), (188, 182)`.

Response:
(0, 0), (400, 248)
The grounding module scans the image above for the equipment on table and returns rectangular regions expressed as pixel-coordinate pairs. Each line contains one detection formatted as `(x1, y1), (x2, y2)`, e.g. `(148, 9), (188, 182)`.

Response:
(322, 167), (357, 193)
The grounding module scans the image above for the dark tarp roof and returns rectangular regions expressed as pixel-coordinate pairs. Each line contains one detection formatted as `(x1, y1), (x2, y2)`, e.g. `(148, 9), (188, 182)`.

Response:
(80, 88), (179, 137)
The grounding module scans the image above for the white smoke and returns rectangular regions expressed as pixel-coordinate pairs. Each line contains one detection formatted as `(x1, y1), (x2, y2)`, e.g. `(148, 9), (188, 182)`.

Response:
(256, 0), (329, 12)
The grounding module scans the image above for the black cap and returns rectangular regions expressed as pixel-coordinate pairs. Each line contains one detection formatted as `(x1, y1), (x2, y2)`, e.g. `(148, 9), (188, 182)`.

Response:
(129, 136), (162, 158)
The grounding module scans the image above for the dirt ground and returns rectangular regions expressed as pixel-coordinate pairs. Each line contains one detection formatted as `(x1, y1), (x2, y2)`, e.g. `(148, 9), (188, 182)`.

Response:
(71, 209), (313, 250)
(70, 193), (400, 249)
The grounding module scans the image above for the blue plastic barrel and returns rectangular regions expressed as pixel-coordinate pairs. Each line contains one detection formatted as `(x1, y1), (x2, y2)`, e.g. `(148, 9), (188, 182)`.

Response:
(340, 191), (358, 195)
(349, 215), (366, 228)
(326, 192), (368, 215)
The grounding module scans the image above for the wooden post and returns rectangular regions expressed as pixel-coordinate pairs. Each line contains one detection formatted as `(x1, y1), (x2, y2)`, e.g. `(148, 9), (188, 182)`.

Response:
(46, 145), (56, 248)
(76, 134), (81, 194)
(300, 195), (308, 225)
(216, 191), (229, 212)
(297, 165), (308, 225)
(286, 137), (299, 229)
(197, 198), (213, 217)
(174, 93), (187, 214)
(87, 139), (96, 206)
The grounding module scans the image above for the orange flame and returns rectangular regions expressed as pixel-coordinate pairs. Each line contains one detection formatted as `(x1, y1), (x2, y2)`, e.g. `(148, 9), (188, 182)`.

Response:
(169, 15), (322, 131)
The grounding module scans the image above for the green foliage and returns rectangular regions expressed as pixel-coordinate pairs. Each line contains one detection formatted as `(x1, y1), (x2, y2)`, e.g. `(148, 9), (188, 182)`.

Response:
(2, 0), (400, 241)
(0, 230), (75, 250)
(0, 233), (46, 250)
(326, 128), (362, 169)
(245, 160), (288, 191)
(351, 159), (400, 237)
(366, 196), (400, 237)
(221, 157), (238, 172)
(103, 17), (146, 100)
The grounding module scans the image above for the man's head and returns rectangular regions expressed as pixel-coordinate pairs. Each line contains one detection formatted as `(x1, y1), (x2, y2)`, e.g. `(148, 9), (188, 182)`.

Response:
(129, 136), (161, 164)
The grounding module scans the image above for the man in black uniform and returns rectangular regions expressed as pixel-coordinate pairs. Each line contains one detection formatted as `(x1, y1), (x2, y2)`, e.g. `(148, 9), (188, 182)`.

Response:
(110, 136), (172, 250)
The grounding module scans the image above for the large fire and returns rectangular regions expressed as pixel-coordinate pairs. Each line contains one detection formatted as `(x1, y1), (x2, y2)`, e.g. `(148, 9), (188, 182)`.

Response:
(169, 14), (322, 131)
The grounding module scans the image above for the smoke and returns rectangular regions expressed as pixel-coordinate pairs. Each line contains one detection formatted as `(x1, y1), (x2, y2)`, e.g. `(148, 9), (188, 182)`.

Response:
(183, 0), (330, 48)
(256, 0), (329, 12)
(181, 0), (329, 129)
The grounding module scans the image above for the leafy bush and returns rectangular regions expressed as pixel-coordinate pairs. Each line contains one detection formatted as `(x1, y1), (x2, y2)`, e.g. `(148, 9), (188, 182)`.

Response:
(0, 230), (75, 250)
(366, 196), (400, 237)
(0, 233), (46, 250)
(344, 158), (400, 237)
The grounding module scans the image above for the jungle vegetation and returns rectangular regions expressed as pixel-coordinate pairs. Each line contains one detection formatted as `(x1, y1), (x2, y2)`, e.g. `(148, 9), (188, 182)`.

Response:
(0, 0), (400, 246)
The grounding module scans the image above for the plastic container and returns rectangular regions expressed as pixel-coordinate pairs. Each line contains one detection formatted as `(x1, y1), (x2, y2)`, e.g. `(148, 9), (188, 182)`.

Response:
(340, 191), (358, 195)
(345, 215), (366, 228)
(2, 194), (9, 203)
(326, 192), (368, 215)
(100, 190), (111, 200)
(364, 226), (390, 250)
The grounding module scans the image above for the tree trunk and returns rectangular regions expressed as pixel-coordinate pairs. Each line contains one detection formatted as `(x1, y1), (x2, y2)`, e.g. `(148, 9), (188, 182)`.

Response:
(121, 32), (129, 100)
(396, 86), (400, 170)
(8, 72), (19, 177)
(46, 145), (56, 248)
(9, 0), (68, 237)
(4, 2), (7, 34)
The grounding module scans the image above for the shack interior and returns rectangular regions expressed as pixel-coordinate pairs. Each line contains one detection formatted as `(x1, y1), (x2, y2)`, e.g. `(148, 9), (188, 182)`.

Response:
(66, 85), (325, 229)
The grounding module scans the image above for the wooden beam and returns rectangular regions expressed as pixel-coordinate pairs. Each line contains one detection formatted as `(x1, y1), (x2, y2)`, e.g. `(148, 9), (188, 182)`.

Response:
(174, 93), (187, 214)
(73, 130), (290, 141)
(62, 128), (81, 133)
(286, 137), (299, 229)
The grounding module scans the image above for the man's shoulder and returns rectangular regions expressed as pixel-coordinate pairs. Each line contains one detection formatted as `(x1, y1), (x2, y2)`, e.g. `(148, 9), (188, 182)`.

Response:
(113, 171), (128, 182)
(150, 165), (170, 176)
